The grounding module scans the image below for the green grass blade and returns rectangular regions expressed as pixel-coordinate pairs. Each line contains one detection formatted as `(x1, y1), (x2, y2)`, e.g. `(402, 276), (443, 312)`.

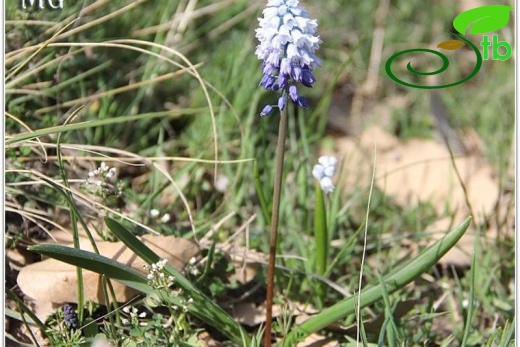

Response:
(6, 287), (46, 332)
(440, 335), (456, 347)
(5, 108), (206, 145)
(281, 217), (472, 346)
(377, 271), (399, 347)
(5, 308), (37, 325)
(356, 299), (369, 347)
(254, 160), (271, 223)
(196, 240), (216, 285)
(314, 183), (328, 276)
(5, 18), (77, 82)
(56, 115), (85, 322)
(499, 319), (514, 346)
(460, 251), (477, 347)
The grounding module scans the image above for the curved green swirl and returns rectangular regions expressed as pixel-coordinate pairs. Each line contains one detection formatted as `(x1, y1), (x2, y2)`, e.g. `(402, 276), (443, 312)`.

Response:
(385, 33), (483, 89)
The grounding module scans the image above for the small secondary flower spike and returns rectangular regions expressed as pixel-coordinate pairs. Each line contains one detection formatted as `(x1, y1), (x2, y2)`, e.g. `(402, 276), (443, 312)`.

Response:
(312, 155), (337, 193)
(256, 0), (321, 116)
(63, 304), (79, 330)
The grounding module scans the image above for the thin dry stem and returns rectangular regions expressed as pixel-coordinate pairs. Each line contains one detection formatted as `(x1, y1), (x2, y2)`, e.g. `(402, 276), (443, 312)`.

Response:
(356, 144), (377, 345)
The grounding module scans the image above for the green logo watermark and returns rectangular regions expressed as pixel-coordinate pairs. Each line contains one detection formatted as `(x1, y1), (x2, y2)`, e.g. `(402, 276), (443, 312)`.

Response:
(385, 5), (513, 89)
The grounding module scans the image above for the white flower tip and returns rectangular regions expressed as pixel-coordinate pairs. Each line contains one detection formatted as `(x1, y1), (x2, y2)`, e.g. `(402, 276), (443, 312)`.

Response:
(161, 214), (171, 223)
(319, 177), (334, 193)
(312, 164), (324, 180)
(318, 155), (337, 167)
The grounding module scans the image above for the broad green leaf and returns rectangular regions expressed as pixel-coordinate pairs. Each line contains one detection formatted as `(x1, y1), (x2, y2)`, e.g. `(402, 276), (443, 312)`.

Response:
(280, 217), (471, 347)
(28, 244), (150, 293)
(453, 5), (513, 35)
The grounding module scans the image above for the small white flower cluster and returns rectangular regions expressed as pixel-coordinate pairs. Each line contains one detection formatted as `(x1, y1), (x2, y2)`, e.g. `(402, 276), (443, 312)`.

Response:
(120, 305), (146, 325)
(143, 259), (194, 313)
(86, 162), (116, 186)
(173, 297), (194, 313)
(149, 209), (171, 223)
(84, 162), (121, 198)
(312, 155), (337, 193)
(144, 259), (175, 289)
(185, 257), (200, 276)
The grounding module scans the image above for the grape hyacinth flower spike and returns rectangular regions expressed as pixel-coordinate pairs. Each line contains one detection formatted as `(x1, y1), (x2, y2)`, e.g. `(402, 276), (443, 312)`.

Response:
(256, 0), (321, 116)
(256, 2), (321, 346)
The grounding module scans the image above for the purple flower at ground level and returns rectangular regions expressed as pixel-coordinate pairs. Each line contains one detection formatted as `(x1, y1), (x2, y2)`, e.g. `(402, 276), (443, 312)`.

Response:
(63, 304), (79, 330)
(256, 0), (321, 116)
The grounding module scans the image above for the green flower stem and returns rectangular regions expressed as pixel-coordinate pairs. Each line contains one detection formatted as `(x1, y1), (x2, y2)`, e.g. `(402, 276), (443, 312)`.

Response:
(264, 97), (289, 347)
(314, 182), (328, 276)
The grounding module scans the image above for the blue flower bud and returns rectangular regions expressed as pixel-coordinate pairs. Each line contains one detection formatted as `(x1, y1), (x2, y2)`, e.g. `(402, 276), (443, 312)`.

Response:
(278, 95), (287, 110)
(289, 85), (299, 102)
(261, 105), (274, 117)
(297, 96), (309, 108)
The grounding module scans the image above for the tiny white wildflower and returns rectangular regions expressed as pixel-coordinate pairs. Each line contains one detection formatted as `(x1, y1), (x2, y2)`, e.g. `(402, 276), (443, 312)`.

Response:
(106, 167), (116, 178)
(121, 318), (129, 325)
(84, 162), (119, 197)
(149, 209), (160, 218)
(122, 306), (130, 313)
(160, 213), (171, 223)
